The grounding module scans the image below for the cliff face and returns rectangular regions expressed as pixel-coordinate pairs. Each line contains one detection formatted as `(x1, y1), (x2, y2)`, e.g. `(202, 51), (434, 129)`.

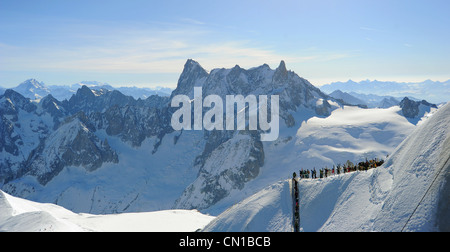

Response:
(399, 97), (437, 119)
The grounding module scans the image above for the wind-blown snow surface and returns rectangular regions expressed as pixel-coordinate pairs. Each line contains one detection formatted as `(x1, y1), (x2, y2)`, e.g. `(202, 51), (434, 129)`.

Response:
(0, 190), (214, 232)
(295, 106), (415, 166)
(203, 181), (292, 232)
(204, 103), (450, 232)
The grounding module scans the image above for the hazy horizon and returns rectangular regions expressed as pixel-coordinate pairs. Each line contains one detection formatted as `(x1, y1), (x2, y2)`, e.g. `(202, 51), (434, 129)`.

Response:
(1, 0), (449, 88)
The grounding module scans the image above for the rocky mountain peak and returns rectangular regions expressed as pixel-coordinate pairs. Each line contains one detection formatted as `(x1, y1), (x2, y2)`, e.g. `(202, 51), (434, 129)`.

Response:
(277, 60), (287, 73)
(171, 59), (209, 98)
(273, 60), (288, 82)
(77, 85), (96, 99)
(13, 79), (50, 100)
(2, 89), (28, 103)
(1, 89), (36, 113)
(399, 97), (437, 118)
(19, 79), (46, 89)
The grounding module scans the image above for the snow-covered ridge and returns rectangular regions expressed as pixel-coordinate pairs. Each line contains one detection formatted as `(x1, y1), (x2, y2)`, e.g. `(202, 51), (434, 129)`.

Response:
(0, 190), (214, 232)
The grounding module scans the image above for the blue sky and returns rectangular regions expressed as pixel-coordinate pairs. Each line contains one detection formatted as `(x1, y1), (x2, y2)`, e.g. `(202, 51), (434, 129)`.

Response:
(0, 0), (449, 88)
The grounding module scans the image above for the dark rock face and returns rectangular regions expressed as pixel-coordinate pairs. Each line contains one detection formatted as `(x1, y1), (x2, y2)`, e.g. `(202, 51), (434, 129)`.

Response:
(103, 104), (172, 147)
(24, 114), (119, 185)
(65, 86), (136, 114)
(0, 86), (165, 186)
(400, 97), (437, 118)
(170, 59), (209, 98)
(174, 131), (265, 210)
(400, 97), (420, 118)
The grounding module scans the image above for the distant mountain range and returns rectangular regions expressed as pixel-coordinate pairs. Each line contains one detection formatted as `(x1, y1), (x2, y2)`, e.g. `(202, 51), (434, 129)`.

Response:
(328, 89), (418, 109)
(320, 79), (450, 104)
(0, 79), (172, 101)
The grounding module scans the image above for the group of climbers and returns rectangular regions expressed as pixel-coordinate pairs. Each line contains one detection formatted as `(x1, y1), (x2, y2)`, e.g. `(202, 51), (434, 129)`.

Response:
(291, 158), (384, 232)
(298, 158), (385, 180)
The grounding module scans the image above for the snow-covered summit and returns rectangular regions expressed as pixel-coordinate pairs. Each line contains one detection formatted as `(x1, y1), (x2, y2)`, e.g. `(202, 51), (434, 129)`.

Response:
(12, 79), (50, 100)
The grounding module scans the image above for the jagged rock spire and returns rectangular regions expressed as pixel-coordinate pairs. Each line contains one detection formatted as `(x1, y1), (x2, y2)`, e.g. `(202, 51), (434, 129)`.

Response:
(273, 60), (288, 82)
(171, 59), (208, 98)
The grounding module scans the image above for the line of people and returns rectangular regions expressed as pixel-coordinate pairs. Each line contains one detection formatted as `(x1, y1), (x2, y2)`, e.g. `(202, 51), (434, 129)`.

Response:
(297, 158), (385, 179)
(292, 173), (300, 232)
(290, 158), (384, 232)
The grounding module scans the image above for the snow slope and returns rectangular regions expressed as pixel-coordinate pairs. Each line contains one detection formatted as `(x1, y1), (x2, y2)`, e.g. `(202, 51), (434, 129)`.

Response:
(202, 180), (292, 232)
(370, 102), (450, 231)
(204, 102), (450, 232)
(0, 189), (214, 232)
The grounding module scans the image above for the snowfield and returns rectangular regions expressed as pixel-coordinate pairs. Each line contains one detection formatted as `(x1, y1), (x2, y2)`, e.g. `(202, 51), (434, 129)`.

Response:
(0, 190), (215, 232)
(295, 105), (415, 167)
(204, 102), (450, 232)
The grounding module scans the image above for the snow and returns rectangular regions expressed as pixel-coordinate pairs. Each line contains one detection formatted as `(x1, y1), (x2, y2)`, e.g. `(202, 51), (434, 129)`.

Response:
(202, 180), (292, 232)
(204, 103), (450, 232)
(296, 106), (415, 154)
(9, 129), (206, 214)
(369, 102), (450, 231)
(72, 210), (214, 232)
(0, 190), (215, 232)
